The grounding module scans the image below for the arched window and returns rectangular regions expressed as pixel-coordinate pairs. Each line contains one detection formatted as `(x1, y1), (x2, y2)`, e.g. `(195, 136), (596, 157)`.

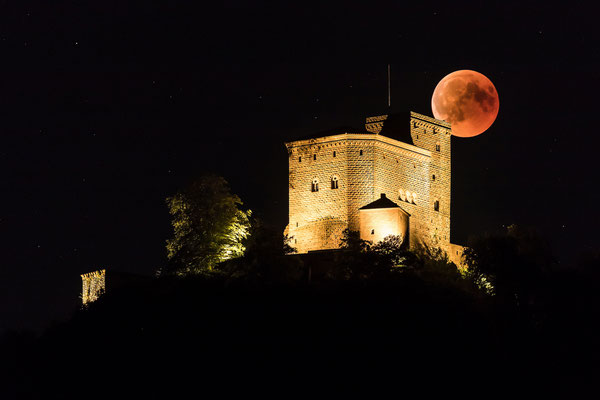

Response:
(398, 189), (405, 201)
(432, 174), (436, 181)
(411, 192), (417, 204)
(434, 200), (440, 211)
(311, 178), (319, 192)
(405, 191), (413, 203)
(331, 175), (339, 189)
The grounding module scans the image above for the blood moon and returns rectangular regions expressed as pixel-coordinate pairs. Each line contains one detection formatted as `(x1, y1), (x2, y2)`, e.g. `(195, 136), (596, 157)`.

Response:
(431, 70), (499, 138)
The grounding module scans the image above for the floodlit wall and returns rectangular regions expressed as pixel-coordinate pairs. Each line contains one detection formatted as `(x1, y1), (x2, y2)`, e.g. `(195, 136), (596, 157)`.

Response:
(81, 269), (105, 305)
(359, 207), (409, 245)
(285, 112), (454, 254)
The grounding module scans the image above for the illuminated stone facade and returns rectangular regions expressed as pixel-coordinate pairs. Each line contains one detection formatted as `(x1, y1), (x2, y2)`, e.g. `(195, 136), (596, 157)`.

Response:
(81, 269), (105, 305)
(285, 111), (461, 256)
(359, 194), (410, 244)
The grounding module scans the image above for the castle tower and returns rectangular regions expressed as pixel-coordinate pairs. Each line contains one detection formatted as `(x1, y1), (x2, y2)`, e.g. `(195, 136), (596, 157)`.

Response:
(285, 111), (454, 254)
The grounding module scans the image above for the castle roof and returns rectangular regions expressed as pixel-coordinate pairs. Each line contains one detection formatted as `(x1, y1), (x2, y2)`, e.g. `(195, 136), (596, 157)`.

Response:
(359, 194), (410, 215)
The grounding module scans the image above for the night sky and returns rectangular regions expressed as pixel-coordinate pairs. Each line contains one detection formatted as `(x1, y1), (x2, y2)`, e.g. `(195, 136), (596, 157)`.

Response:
(2, 1), (599, 332)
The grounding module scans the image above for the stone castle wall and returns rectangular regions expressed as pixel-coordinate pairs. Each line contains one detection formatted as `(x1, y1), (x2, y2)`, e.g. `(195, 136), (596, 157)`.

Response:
(286, 136), (350, 253)
(359, 207), (409, 245)
(409, 112), (452, 249)
(286, 112), (454, 254)
(81, 269), (105, 306)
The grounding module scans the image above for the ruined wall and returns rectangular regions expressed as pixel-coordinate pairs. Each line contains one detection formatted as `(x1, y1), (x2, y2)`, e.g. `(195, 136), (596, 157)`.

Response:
(81, 269), (105, 306)
(448, 243), (466, 269)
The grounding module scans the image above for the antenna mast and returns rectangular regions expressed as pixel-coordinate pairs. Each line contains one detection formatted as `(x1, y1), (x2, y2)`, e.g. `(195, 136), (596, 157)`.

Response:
(387, 64), (391, 108)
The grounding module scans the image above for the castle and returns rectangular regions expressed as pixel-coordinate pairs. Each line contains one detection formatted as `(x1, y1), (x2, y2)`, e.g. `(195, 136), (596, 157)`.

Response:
(284, 111), (464, 265)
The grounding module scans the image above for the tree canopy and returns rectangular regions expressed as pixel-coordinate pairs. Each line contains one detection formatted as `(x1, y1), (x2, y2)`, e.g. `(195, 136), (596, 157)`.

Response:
(164, 174), (251, 275)
(463, 224), (554, 305)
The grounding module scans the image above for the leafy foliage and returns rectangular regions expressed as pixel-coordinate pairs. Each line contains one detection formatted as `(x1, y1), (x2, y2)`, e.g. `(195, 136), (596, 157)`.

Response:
(217, 217), (303, 284)
(338, 228), (372, 252)
(164, 174), (251, 275)
(463, 224), (554, 305)
(371, 234), (412, 269)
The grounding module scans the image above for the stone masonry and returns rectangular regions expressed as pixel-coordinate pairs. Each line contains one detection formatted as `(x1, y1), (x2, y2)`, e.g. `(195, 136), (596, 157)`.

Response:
(285, 111), (460, 257)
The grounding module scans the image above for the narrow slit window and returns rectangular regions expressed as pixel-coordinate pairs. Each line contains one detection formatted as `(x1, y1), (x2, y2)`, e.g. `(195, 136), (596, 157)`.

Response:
(432, 174), (436, 181)
(333, 151), (336, 157)
(434, 200), (440, 212)
(299, 156), (301, 162)
(360, 150), (363, 156)
(371, 229), (375, 235)
(435, 143), (441, 152)
(313, 154), (317, 160)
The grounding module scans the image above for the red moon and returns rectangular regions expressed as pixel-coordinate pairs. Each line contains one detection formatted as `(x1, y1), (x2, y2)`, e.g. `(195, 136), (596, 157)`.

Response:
(431, 70), (499, 138)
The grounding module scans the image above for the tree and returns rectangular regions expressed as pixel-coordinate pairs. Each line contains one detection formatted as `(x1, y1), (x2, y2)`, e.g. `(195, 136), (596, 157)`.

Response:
(339, 228), (372, 252)
(216, 217), (303, 284)
(463, 224), (553, 305)
(371, 235), (410, 269)
(164, 174), (251, 275)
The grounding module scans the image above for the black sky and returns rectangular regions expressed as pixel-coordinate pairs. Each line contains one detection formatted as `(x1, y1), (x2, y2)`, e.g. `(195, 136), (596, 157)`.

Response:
(1, 0), (599, 332)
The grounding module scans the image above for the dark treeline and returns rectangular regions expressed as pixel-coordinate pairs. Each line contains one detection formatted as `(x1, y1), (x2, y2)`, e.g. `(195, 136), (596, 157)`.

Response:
(2, 226), (600, 398)
(3, 176), (599, 398)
